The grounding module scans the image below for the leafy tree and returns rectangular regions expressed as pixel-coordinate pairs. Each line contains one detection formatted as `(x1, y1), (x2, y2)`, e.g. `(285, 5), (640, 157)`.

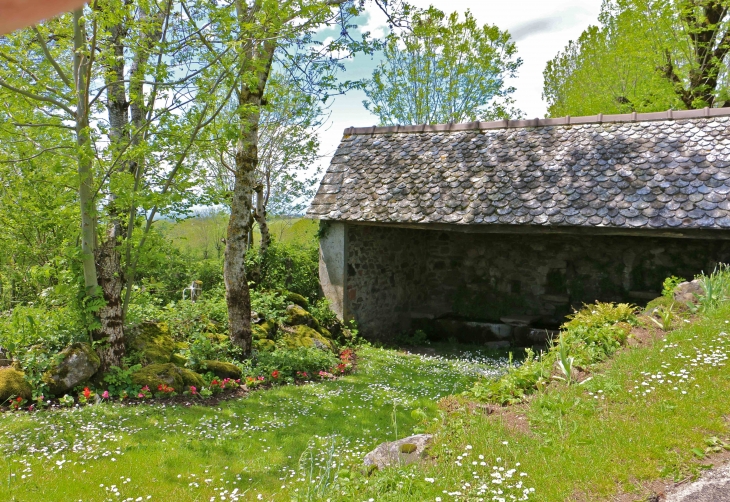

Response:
(0, 2), (223, 369)
(210, 73), (325, 254)
(544, 0), (730, 117)
(183, 0), (398, 356)
(363, 6), (522, 125)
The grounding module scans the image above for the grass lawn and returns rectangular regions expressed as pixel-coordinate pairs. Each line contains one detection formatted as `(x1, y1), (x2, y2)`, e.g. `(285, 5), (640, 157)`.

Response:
(5, 304), (730, 501)
(0, 347), (506, 501)
(334, 304), (730, 502)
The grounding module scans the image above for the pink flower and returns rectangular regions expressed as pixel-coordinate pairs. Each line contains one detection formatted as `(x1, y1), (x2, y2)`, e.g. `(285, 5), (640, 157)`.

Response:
(138, 393), (145, 398)
(102, 391), (109, 399)
(190, 386), (197, 395)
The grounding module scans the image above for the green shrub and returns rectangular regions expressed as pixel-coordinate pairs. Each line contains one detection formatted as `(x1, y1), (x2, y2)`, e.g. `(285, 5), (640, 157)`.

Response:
(696, 264), (730, 313)
(247, 241), (319, 300)
(309, 299), (339, 331)
(254, 348), (339, 381)
(0, 304), (87, 358)
(562, 302), (636, 330)
(466, 349), (549, 405)
(662, 275), (686, 298)
(103, 364), (143, 397)
(466, 302), (637, 405)
(250, 289), (289, 324)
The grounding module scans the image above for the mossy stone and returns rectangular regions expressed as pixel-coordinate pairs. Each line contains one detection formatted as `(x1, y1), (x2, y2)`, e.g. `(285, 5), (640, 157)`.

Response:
(43, 342), (101, 396)
(644, 296), (680, 314)
(282, 291), (309, 309)
(253, 320), (278, 341)
(261, 320), (277, 338)
(400, 443), (417, 454)
(206, 333), (229, 344)
(130, 322), (176, 364)
(0, 368), (32, 402)
(254, 339), (276, 352)
(170, 353), (188, 367)
(131, 363), (204, 392)
(278, 325), (334, 352)
(284, 305), (320, 330)
(199, 360), (242, 380)
(252, 324), (269, 341)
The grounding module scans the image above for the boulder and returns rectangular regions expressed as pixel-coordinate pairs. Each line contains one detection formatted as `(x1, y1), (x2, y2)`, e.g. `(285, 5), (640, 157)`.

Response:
(198, 360), (242, 380)
(43, 343), (100, 396)
(129, 322), (176, 364)
(282, 291), (309, 310)
(284, 305), (320, 330)
(206, 333), (229, 344)
(278, 325), (334, 352)
(253, 339), (276, 352)
(674, 279), (703, 305)
(170, 353), (188, 367)
(131, 363), (204, 392)
(0, 368), (32, 402)
(253, 320), (277, 341)
(363, 434), (433, 470)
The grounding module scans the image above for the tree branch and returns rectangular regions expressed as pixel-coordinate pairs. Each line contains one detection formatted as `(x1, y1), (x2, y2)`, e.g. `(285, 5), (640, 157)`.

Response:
(32, 26), (73, 88)
(0, 78), (75, 115)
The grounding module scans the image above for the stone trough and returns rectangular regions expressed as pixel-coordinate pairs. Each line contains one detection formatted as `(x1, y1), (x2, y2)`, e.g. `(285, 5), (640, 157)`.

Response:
(413, 313), (558, 349)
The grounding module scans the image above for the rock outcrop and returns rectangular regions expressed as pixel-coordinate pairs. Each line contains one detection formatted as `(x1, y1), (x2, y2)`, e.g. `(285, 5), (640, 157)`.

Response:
(674, 280), (704, 305)
(0, 368), (32, 402)
(43, 343), (100, 396)
(131, 363), (204, 392)
(363, 434), (433, 470)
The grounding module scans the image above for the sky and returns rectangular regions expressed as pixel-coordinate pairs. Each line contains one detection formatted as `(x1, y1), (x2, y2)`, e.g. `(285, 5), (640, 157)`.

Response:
(314, 0), (603, 168)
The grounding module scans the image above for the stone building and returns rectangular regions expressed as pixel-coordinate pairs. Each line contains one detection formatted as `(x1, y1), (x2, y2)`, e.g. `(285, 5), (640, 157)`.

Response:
(307, 109), (730, 341)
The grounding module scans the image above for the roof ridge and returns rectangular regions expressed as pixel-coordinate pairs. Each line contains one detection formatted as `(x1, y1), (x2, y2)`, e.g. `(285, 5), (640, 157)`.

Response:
(344, 107), (730, 136)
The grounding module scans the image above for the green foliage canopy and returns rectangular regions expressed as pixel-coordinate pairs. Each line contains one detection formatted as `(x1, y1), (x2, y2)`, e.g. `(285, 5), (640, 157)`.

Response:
(544, 0), (730, 117)
(363, 6), (522, 125)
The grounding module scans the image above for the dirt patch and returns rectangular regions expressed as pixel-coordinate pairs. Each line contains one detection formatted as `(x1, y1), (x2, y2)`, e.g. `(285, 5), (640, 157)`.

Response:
(490, 403), (532, 436)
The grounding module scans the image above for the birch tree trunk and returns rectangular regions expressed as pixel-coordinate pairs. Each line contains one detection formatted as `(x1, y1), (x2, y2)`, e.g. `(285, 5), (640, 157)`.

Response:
(95, 14), (129, 372)
(73, 9), (98, 296)
(224, 3), (276, 356)
(254, 184), (270, 255)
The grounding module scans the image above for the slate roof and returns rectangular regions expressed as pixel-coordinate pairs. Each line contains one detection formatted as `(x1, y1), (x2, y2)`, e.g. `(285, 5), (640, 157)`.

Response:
(308, 110), (730, 230)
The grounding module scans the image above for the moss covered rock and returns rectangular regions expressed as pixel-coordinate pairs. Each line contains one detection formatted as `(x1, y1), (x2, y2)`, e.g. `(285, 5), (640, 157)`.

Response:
(131, 363), (204, 392)
(43, 343), (100, 396)
(170, 353), (188, 367)
(253, 320), (277, 341)
(253, 339), (276, 352)
(282, 291), (309, 310)
(206, 333), (229, 344)
(199, 360), (242, 380)
(278, 325), (334, 352)
(130, 322), (176, 364)
(284, 305), (320, 330)
(644, 296), (681, 314)
(0, 368), (32, 402)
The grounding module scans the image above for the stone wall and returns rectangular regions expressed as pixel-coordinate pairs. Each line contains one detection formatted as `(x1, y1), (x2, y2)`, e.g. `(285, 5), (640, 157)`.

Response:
(343, 223), (730, 339)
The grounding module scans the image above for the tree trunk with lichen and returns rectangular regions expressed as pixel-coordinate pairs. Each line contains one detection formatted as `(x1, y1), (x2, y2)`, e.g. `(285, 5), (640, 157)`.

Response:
(224, 128), (258, 356)
(254, 184), (271, 255)
(224, 4), (277, 357)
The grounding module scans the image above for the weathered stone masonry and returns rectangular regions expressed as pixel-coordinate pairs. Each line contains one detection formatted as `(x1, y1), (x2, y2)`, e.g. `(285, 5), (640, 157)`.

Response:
(342, 223), (730, 338)
(310, 110), (730, 340)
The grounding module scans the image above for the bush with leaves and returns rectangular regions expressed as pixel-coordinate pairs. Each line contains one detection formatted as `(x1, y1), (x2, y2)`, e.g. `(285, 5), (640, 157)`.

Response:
(254, 347), (339, 383)
(247, 241), (319, 300)
(465, 302), (637, 405)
